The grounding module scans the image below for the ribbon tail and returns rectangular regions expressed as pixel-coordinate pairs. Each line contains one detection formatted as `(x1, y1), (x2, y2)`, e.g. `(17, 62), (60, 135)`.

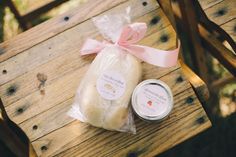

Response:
(80, 38), (106, 55)
(125, 45), (179, 67)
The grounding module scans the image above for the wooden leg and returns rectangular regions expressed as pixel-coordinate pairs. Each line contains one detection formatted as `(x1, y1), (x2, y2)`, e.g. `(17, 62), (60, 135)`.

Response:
(0, 2), (5, 42)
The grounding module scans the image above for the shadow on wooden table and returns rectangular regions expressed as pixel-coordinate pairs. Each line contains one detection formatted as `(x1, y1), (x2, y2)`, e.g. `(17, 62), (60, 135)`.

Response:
(0, 98), (37, 157)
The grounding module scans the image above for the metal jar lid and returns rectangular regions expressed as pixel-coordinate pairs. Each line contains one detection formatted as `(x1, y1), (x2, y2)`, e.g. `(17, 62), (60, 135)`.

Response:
(132, 79), (173, 121)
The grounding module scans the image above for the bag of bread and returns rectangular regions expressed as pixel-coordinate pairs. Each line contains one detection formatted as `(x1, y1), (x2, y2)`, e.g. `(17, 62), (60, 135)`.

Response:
(68, 8), (179, 133)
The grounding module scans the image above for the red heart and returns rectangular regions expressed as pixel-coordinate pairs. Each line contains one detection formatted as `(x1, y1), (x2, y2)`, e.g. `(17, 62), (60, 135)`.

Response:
(147, 100), (152, 106)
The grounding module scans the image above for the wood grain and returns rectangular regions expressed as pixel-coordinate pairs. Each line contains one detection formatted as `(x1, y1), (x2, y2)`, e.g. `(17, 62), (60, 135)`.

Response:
(0, 0), (127, 62)
(2, 0), (228, 156)
(0, 0), (225, 63)
(2, 7), (179, 126)
(205, 0), (236, 25)
(6, 1), (235, 109)
(19, 98), (75, 141)
(17, 66), (183, 143)
(5, 65), (88, 124)
(199, 0), (223, 9)
(0, 7), (169, 107)
(32, 87), (209, 157)
(0, 0), (159, 86)
(221, 18), (236, 41)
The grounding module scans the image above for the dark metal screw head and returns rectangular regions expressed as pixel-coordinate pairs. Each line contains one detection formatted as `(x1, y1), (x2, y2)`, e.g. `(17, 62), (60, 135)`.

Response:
(64, 16), (69, 21)
(41, 146), (47, 151)
(142, 1), (147, 6)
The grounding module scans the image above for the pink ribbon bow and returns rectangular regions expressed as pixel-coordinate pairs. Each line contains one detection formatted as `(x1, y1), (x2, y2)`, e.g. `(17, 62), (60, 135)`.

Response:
(80, 23), (179, 67)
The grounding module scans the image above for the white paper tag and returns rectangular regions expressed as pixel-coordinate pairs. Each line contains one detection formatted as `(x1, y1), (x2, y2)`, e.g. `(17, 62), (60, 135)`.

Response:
(96, 71), (126, 100)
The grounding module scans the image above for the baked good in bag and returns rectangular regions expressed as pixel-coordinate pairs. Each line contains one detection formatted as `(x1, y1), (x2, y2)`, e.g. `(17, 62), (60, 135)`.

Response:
(77, 46), (142, 131)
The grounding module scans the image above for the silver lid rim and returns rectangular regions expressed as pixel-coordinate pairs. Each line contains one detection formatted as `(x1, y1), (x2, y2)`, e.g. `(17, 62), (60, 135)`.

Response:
(132, 79), (173, 121)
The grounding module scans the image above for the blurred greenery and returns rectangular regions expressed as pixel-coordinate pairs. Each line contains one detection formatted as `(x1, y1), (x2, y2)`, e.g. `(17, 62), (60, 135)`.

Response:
(0, 1), (5, 42)
(31, 14), (51, 27)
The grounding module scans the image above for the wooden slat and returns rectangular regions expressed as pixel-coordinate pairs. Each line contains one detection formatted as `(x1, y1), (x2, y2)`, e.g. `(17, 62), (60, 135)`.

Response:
(0, 0), (225, 63)
(0, 7), (169, 107)
(204, 0), (236, 25)
(0, 0), (232, 87)
(0, 0), (220, 156)
(0, 0), (158, 86)
(1, 0), (229, 91)
(193, 0), (236, 55)
(0, 0), (128, 62)
(18, 65), (182, 143)
(31, 68), (189, 156)
(111, 109), (210, 157)
(199, 0), (223, 9)
(2, 5), (178, 125)
(221, 18), (236, 41)
(5, 65), (87, 124)
(140, 25), (176, 49)
(32, 87), (210, 157)
(19, 98), (74, 141)
(4, 35), (178, 127)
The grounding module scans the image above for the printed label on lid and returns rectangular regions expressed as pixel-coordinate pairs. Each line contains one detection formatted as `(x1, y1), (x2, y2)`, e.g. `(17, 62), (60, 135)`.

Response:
(136, 84), (170, 117)
(96, 71), (126, 100)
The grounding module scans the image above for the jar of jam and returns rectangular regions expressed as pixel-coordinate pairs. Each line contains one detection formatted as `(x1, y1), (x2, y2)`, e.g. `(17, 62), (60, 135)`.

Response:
(132, 79), (173, 121)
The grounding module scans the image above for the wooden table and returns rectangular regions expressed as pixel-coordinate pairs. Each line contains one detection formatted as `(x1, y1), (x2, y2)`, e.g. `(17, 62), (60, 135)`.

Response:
(4, 0), (235, 156)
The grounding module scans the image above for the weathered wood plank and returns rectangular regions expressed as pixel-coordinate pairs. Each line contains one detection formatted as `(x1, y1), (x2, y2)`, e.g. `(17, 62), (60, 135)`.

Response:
(221, 18), (236, 41)
(17, 66), (183, 143)
(5, 56), (179, 125)
(0, 0), (222, 62)
(140, 25), (176, 49)
(19, 98), (75, 141)
(0, 0), (227, 63)
(0, 0), (232, 88)
(2, 5), (181, 123)
(0, 7), (169, 107)
(0, 0), (127, 62)
(111, 110), (210, 157)
(32, 87), (209, 157)
(1, 0), (222, 156)
(5, 65), (87, 124)
(199, 0), (223, 9)
(205, 0), (236, 25)
(0, 0), (159, 86)
(0, 0), (232, 105)
(0, 0), (160, 63)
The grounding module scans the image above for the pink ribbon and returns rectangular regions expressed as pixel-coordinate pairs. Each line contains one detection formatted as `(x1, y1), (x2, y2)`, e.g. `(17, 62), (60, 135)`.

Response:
(80, 23), (179, 67)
